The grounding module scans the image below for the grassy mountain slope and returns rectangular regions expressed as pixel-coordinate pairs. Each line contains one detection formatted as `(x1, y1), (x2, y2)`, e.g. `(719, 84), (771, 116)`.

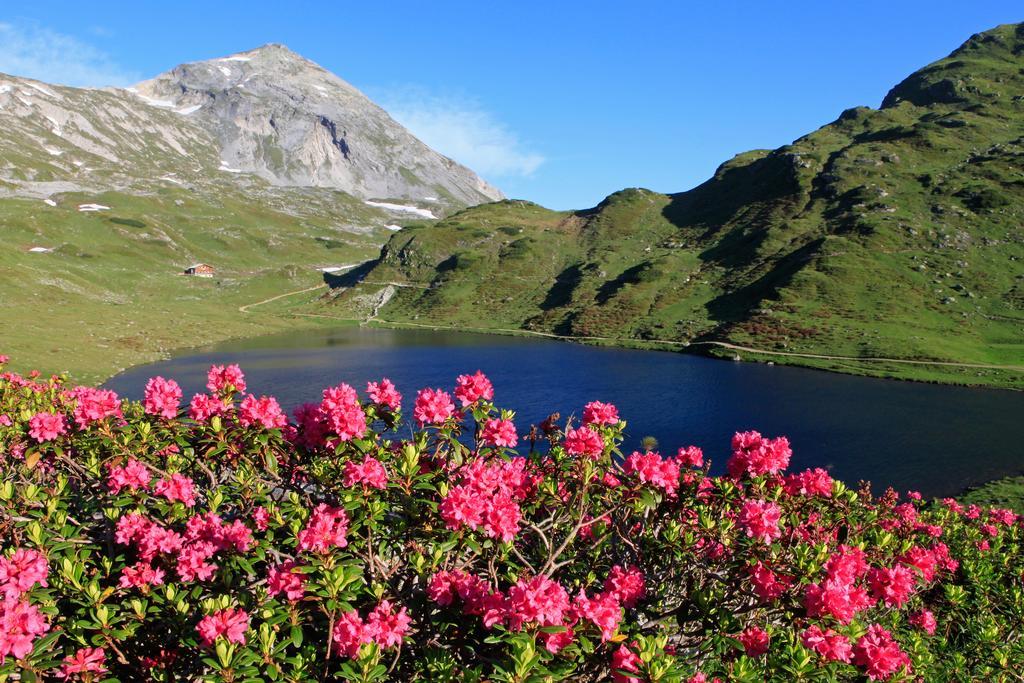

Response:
(329, 24), (1024, 388)
(0, 185), (391, 383)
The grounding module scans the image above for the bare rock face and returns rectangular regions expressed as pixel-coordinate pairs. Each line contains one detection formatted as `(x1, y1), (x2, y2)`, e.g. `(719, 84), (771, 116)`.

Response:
(133, 44), (503, 205)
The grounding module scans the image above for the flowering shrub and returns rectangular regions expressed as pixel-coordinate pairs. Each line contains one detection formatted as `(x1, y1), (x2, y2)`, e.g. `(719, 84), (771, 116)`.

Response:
(0, 354), (1022, 681)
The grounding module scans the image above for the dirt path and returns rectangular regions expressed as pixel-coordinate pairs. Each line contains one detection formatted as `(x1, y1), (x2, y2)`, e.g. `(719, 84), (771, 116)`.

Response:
(690, 341), (1024, 372)
(238, 284), (327, 313)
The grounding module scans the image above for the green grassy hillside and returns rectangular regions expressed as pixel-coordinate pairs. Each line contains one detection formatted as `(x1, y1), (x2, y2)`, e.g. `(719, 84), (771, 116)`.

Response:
(0, 187), (387, 382)
(329, 24), (1024, 388)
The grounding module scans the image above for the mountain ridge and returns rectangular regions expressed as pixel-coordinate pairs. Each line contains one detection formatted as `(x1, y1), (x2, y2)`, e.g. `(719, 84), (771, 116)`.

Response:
(326, 22), (1024, 388)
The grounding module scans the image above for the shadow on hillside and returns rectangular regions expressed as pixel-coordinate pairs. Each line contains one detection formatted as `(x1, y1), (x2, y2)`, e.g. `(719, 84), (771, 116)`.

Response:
(322, 260), (377, 289)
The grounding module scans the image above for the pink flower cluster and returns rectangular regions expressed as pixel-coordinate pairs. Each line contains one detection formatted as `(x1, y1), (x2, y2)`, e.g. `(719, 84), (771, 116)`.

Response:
(622, 451), (680, 496)
(413, 387), (455, 426)
(737, 499), (783, 544)
(0, 549), (50, 664)
(206, 364), (246, 395)
(267, 560), (305, 601)
(852, 624), (911, 680)
(115, 511), (252, 586)
(143, 376), (182, 419)
(0, 550), (49, 599)
(366, 378), (402, 411)
(563, 425), (605, 459)
(319, 383), (367, 441)
(439, 458), (534, 541)
(238, 394), (287, 429)
(583, 400), (619, 426)
(196, 607), (250, 647)
(106, 459), (151, 494)
(331, 601), (411, 659)
(481, 417), (518, 448)
(783, 467), (833, 497)
(69, 387), (122, 429)
(429, 566), (645, 653)
(28, 411), (66, 443)
(803, 546), (874, 624)
(154, 474), (197, 507)
(57, 647), (107, 678)
(454, 370), (493, 407)
(343, 456), (388, 490)
(727, 430), (792, 478)
(297, 504), (349, 553)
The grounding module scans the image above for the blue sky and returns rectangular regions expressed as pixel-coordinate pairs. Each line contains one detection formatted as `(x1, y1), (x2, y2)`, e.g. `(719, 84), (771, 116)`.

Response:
(1, 2), (1020, 208)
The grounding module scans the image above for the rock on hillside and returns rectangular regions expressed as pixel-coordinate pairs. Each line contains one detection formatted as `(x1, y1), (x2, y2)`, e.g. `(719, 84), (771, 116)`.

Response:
(132, 44), (502, 207)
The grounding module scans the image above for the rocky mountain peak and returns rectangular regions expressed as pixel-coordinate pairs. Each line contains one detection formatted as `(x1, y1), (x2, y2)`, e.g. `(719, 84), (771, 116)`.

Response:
(130, 46), (502, 206)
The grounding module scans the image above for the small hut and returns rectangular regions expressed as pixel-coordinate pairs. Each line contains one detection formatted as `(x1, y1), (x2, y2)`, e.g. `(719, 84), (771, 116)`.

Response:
(184, 263), (215, 278)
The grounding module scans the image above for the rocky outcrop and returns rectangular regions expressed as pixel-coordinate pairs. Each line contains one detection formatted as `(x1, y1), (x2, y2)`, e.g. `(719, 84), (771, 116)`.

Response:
(132, 44), (502, 206)
(0, 44), (502, 213)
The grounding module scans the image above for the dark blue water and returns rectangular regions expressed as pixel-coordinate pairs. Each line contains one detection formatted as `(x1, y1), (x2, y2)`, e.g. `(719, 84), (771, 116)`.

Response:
(104, 327), (1024, 498)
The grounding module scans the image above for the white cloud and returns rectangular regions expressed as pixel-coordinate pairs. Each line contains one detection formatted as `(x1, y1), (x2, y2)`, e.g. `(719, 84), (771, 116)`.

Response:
(0, 22), (138, 87)
(377, 90), (544, 178)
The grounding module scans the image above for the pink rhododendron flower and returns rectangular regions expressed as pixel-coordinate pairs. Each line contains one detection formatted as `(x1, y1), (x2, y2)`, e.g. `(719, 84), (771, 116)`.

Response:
(115, 514), (183, 562)
(154, 474), (197, 507)
(623, 451), (680, 496)
(603, 565), (646, 608)
(413, 387), (455, 425)
(611, 643), (641, 683)
(783, 468), (833, 496)
(738, 499), (783, 544)
(439, 458), (531, 541)
(366, 378), (402, 410)
(454, 370), (493, 407)
(57, 646), (106, 678)
(866, 564), (916, 607)
(106, 459), (151, 495)
(0, 598), (49, 663)
(899, 546), (939, 582)
(583, 401), (619, 426)
(196, 608), (249, 647)
(727, 431), (792, 478)
(910, 609), (937, 635)
(563, 425), (604, 459)
(803, 578), (874, 624)
(320, 384), (367, 441)
(676, 445), (704, 468)
(802, 625), (852, 662)
(366, 600), (411, 647)
(206, 364), (246, 395)
(481, 418), (518, 448)
(188, 394), (225, 422)
(267, 560), (305, 601)
(343, 456), (388, 489)
(144, 377), (182, 419)
(0, 549), (48, 598)
(28, 411), (66, 442)
(575, 589), (622, 641)
(238, 394), (287, 429)
(176, 542), (218, 582)
(297, 504), (349, 553)
(505, 575), (571, 631)
(252, 506), (270, 531)
(118, 562), (165, 589)
(825, 545), (869, 584)
(852, 624), (911, 680)
(71, 387), (122, 429)
(748, 562), (791, 602)
(332, 610), (370, 659)
(738, 625), (770, 657)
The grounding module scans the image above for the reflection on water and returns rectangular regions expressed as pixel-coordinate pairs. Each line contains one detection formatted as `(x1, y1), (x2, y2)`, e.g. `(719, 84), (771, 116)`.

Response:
(105, 327), (1024, 498)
